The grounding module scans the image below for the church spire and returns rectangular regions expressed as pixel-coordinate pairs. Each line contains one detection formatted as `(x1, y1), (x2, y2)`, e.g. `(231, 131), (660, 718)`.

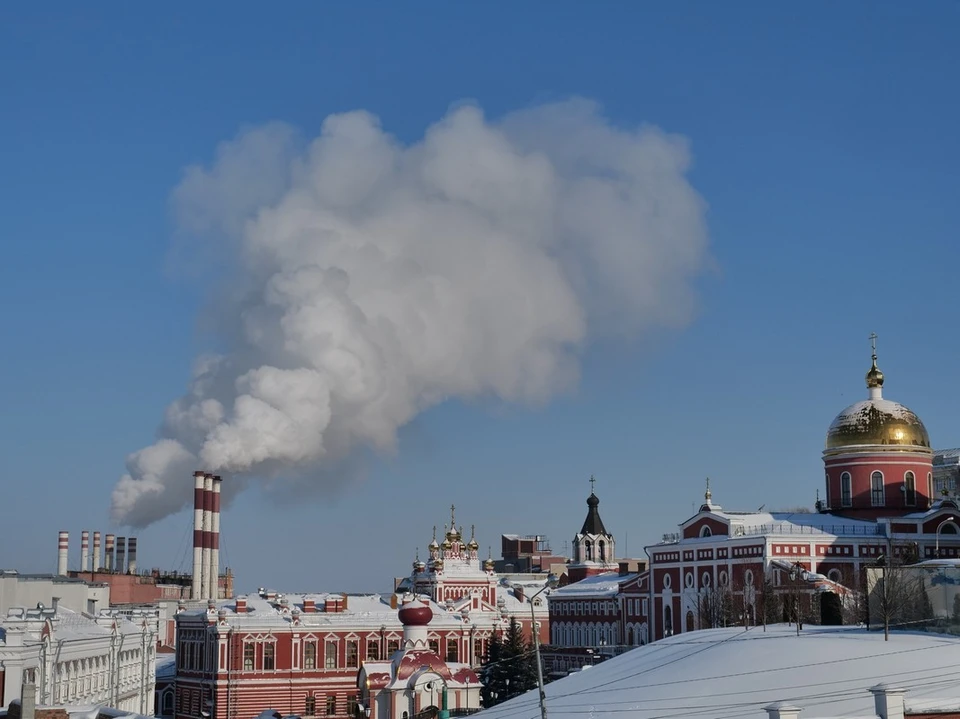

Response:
(580, 477), (607, 535)
(704, 477), (712, 503)
(866, 332), (884, 399)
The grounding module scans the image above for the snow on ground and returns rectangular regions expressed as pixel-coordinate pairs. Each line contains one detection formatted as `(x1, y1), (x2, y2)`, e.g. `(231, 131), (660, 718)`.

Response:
(476, 624), (960, 719)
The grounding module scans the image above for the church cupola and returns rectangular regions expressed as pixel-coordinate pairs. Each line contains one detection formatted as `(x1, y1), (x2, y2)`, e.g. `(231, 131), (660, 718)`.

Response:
(823, 334), (934, 518)
(569, 476), (619, 582)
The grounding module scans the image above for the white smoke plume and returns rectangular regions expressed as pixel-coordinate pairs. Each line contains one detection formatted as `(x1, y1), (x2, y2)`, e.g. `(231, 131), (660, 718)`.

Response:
(111, 98), (710, 527)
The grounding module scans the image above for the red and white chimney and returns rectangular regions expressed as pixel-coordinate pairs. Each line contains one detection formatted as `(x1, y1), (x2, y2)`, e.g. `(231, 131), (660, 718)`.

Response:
(115, 536), (126, 575)
(192, 470), (205, 600)
(127, 537), (138, 574)
(92, 531), (102, 571)
(209, 476), (222, 600)
(202, 473), (214, 599)
(105, 534), (115, 572)
(80, 530), (90, 573)
(57, 531), (69, 576)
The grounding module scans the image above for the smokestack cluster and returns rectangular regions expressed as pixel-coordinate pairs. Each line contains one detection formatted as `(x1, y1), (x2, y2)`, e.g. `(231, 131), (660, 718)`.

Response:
(192, 471), (223, 600)
(55, 529), (139, 575)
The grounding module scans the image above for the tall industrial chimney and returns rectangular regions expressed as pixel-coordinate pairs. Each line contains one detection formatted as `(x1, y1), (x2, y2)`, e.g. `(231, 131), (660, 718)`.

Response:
(116, 536), (126, 574)
(192, 470), (205, 600)
(80, 530), (90, 573)
(57, 531), (69, 576)
(202, 473), (214, 599)
(209, 476), (222, 600)
(127, 537), (138, 574)
(105, 534), (115, 572)
(93, 531), (102, 571)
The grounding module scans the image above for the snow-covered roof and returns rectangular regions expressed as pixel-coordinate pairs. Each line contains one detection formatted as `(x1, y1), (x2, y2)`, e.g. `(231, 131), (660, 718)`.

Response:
(156, 653), (177, 680)
(551, 572), (636, 598)
(674, 511), (882, 541)
(1, 605), (147, 643)
(474, 625), (960, 719)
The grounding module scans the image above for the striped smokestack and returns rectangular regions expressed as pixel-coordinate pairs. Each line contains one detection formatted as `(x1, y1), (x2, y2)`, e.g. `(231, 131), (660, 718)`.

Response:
(127, 537), (138, 574)
(202, 473), (214, 599)
(80, 530), (90, 573)
(209, 476), (222, 600)
(191, 471), (205, 600)
(92, 531), (101, 571)
(105, 534), (115, 572)
(116, 536), (126, 574)
(57, 531), (69, 576)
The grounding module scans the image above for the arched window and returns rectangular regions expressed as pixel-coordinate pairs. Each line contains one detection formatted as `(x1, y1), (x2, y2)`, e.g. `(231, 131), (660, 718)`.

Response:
(841, 472), (852, 507)
(904, 471), (916, 507)
(744, 569), (754, 588)
(585, 540), (594, 561)
(664, 606), (673, 635)
(263, 643), (275, 671)
(685, 572), (695, 589)
(700, 525), (712, 538)
(871, 471), (885, 506)
(304, 642), (316, 670)
(663, 573), (672, 590)
(825, 472), (831, 507)
(827, 568), (842, 583)
(702, 572), (711, 588)
(598, 540), (607, 562)
(719, 570), (728, 587)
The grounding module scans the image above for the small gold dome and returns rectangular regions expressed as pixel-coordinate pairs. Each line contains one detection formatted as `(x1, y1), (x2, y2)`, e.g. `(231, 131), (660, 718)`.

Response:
(468, 538), (479, 551)
(441, 538), (452, 550)
(483, 557), (495, 570)
(866, 357), (884, 389)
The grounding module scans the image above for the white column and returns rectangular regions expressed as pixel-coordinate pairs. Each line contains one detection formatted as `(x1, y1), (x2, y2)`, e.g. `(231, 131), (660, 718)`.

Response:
(209, 476), (222, 599)
(57, 531), (69, 576)
(202, 473), (214, 600)
(192, 471), (205, 600)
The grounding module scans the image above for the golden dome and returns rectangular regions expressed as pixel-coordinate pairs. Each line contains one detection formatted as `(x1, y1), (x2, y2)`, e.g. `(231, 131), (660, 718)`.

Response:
(825, 399), (930, 451)
(467, 538), (479, 551)
(441, 538), (452, 550)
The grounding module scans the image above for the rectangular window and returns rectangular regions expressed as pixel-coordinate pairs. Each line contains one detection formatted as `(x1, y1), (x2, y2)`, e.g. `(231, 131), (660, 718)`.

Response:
(346, 640), (359, 668)
(263, 643), (275, 670)
(347, 696), (358, 716)
(387, 639), (400, 655)
(304, 642), (316, 670)
(871, 472), (885, 506)
(446, 639), (458, 662)
(325, 642), (337, 669)
(905, 473), (917, 506)
(474, 638), (483, 662)
(642, 598), (648, 616)
(325, 696), (336, 716)
(243, 643), (255, 671)
(304, 696), (316, 717)
(367, 640), (380, 661)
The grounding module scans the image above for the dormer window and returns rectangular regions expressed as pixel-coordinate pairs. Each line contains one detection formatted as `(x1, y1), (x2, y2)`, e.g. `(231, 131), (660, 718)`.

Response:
(699, 525), (712, 538)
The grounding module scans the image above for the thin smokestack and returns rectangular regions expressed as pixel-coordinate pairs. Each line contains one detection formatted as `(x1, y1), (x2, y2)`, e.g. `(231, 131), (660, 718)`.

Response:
(209, 476), (222, 600)
(202, 473), (214, 599)
(105, 534), (115, 572)
(127, 537), (138, 574)
(116, 536), (127, 574)
(80, 530), (90, 573)
(93, 531), (102, 571)
(57, 531), (68, 576)
(191, 471), (205, 600)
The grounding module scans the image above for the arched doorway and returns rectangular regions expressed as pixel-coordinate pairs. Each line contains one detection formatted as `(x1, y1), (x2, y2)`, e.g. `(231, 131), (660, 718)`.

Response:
(685, 611), (695, 632)
(821, 592), (843, 625)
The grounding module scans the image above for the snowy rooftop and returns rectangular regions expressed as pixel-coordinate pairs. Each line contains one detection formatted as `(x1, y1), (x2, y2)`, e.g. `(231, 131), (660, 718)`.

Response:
(474, 625), (960, 719)
(551, 572), (636, 598)
(667, 511), (882, 542)
(1, 605), (146, 643)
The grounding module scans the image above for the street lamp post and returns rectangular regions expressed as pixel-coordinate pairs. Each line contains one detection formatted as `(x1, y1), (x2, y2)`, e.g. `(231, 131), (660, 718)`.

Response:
(936, 517), (955, 558)
(529, 573), (559, 719)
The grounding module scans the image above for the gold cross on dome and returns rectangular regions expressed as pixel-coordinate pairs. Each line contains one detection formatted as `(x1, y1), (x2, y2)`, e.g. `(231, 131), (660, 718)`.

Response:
(870, 332), (878, 358)
(589, 475), (596, 494)
(450, 504), (456, 527)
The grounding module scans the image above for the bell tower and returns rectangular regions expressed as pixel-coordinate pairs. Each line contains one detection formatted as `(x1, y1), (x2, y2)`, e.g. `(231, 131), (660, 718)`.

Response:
(568, 476), (618, 582)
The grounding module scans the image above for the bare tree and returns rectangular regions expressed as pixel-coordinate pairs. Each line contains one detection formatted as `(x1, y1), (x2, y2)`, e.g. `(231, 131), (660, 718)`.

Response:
(867, 557), (934, 641)
(697, 585), (733, 629)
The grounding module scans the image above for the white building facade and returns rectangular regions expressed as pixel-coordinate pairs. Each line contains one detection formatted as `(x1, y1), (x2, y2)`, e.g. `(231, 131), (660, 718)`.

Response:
(0, 603), (156, 715)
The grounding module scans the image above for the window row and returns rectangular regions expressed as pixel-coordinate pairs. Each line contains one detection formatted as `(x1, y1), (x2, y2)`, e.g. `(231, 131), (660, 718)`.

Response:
(832, 470), (929, 508)
(302, 694), (357, 716)
(553, 599), (618, 616)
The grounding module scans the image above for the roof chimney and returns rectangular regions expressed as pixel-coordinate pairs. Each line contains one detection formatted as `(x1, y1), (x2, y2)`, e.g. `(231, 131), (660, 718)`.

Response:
(763, 703), (801, 719)
(192, 470), (205, 600)
(92, 531), (101, 571)
(20, 675), (37, 719)
(105, 534), (115, 572)
(115, 536), (127, 574)
(303, 598), (316, 613)
(869, 684), (906, 719)
(235, 596), (247, 613)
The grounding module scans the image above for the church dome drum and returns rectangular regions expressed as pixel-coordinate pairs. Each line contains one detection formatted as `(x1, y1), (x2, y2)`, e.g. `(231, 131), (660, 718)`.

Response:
(398, 599), (433, 627)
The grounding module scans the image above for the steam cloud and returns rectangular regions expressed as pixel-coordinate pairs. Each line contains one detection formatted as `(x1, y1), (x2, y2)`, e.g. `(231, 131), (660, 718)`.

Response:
(111, 98), (710, 527)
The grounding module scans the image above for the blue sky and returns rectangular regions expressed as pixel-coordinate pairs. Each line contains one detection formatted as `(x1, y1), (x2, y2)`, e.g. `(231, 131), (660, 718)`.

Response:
(1, 3), (958, 592)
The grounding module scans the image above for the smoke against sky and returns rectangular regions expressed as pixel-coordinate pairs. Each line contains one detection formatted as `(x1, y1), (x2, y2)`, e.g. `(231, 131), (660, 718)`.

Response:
(110, 98), (710, 527)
